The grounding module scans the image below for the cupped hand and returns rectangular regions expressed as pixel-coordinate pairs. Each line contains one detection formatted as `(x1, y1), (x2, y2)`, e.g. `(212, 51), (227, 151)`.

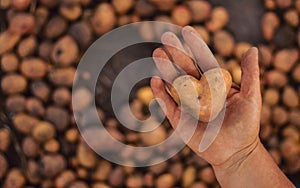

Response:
(151, 26), (262, 167)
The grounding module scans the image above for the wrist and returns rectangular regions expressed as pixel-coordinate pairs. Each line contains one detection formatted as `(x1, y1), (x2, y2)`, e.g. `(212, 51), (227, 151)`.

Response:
(212, 139), (295, 188)
(212, 138), (261, 182)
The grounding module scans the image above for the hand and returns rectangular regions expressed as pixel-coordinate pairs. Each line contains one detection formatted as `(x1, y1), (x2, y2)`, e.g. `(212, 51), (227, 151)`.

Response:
(151, 26), (262, 167)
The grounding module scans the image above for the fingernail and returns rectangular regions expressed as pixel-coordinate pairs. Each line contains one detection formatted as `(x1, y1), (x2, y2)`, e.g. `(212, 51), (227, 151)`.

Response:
(242, 47), (258, 61)
(153, 48), (165, 58)
(151, 76), (161, 84)
(183, 26), (195, 33)
(161, 32), (180, 47)
(182, 26), (202, 39)
(162, 32), (175, 41)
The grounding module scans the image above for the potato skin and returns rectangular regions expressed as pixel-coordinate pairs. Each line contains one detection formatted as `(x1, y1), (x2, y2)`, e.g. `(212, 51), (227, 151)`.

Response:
(167, 85), (180, 104)
(200, 68), (232, 121)
(170, 68), (232, 122)
(172, 75), (203, 118)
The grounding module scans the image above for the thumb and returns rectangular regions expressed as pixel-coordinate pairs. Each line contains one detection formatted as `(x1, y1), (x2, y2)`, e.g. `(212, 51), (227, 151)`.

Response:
(240, 47), (261, 98)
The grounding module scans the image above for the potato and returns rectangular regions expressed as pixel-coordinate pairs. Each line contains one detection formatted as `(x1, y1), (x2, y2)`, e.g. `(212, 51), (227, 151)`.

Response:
(170, 68), (232, 122)
(55, 170), (76, 188)
(0, 31), (21, 55)
(20, 58), (48, 79)
(234, 42), (252, 60)
(32, 121), (56, 143)
(276, 0), (292, 9)
(282, 86), (299, 108)
(272, 106), (288, 126)
(112, 0), (133, 14)
(126, 174), (143, 188)
(182, 166), (196, 187)
(260, 124), (272, 141)
(140, 122), (167, 146)
(261, 12), (279, 41)
(213, 30), (235, 57)
(17, 35), (37, 57)
(258, 45), (272, 67)
(0, 129), (10, 152)
(171, 5), (192, 27)
(1, 53), (19, 72)
(264, 70), (288, 88)
(3, 168), (26, 188)
(264, 0), (276, 10)
(193, 26), (210, 44)
(1, 74), (27, 94)
(263, 88), (279, 106)
(137, 86), (154, 106)
(198, 166), (216, 184)
(155, 173), (175, 188)
(9, 13), (35, 35)
(292, 64), (300, 83)
(273, 49), (298, 73)
(269, 148), (281, 165)
(206, 7), (229, 32)
(170, 75), (202, 117)
(186, 0), (211, 22)
(59, 4), (82, 21)
(91, 3), (116, 36)
(261, 103), (271, 125)
(12, 0), (32, 10)
(284, 9), (299, 27)
(282, 125), (300, 142)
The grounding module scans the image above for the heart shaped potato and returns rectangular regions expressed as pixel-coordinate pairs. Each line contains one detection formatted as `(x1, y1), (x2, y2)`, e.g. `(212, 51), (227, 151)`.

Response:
(168, 68), (232, 122)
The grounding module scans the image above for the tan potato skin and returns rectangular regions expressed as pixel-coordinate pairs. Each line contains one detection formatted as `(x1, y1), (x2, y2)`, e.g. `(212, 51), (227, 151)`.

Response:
(170, 68), (232, 122)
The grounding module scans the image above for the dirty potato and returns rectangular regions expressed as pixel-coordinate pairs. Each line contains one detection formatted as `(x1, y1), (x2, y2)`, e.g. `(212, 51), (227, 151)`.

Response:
(169, 68), (232, 122)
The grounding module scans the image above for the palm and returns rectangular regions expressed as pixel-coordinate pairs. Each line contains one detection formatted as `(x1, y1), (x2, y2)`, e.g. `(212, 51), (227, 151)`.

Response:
(164, 87), (260, 165)
(151, 26), (261, 166)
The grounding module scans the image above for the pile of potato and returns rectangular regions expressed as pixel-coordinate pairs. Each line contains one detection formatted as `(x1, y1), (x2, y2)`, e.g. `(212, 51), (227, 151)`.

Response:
(0, 0), (299, 187)
(257, 0), (300, 177)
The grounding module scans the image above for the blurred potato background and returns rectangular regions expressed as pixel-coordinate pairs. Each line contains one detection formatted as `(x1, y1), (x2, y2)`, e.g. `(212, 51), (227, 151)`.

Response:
(0, 0), (299, 187)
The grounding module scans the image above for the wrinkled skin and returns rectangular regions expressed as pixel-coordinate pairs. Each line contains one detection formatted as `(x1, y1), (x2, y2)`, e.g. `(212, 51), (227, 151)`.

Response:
(151, 26), (261, 166)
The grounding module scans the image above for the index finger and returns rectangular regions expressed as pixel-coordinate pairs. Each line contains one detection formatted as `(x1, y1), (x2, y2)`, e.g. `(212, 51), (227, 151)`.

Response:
(161, 32), (200, 79)
(152, 48), (179, 84)
(182, 26), (219, 72)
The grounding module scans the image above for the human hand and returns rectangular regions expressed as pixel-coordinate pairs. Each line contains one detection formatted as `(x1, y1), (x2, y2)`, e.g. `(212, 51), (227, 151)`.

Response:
(151, 26), (262, 167)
